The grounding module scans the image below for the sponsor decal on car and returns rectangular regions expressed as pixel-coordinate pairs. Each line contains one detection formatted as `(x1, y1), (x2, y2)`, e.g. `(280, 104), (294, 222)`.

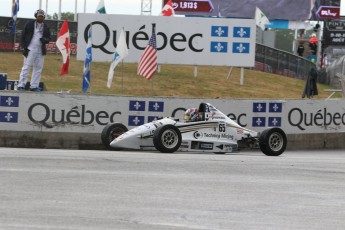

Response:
(200, 142), (213, 150)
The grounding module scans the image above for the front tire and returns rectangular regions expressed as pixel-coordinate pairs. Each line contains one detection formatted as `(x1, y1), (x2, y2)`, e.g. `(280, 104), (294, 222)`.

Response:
(101, 123), (128, 150)
(259, 128), (287, 156)
(153, 125), (182, 153)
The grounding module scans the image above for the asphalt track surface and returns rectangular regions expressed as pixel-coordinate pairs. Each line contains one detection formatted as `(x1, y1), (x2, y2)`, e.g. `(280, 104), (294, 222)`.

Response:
(0, 148), (345, 230)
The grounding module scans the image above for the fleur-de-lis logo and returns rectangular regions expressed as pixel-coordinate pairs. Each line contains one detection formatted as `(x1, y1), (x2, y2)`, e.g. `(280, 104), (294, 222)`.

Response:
(132, 116), (141, 125)
(6, 97), (14, 106)
(236, 43), (246, 53)
(271, 118), (279, 126)
(5, 113), (13, 122)
(237, 28), (247, 37)
(215, 27), (224, 37)
(214, 42), (224, 52)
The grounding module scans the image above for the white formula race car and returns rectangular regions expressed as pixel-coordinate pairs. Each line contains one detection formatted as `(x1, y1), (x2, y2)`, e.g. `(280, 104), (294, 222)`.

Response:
(101, 103), (287, 156)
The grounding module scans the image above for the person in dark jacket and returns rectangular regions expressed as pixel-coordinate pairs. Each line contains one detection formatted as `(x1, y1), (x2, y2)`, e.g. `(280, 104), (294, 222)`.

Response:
(17, 9), (51, 92)
(297, 43), (305, 57)
(302, 68), (318, 98)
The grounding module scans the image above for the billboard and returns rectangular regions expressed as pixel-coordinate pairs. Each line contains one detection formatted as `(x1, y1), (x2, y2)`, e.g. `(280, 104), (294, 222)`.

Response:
(77, 14), (256, 67)
(164, 0), (315, 20)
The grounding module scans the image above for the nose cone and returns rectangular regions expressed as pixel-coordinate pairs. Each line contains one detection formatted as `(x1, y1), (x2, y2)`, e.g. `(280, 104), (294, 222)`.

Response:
(110, 132), (141, 149)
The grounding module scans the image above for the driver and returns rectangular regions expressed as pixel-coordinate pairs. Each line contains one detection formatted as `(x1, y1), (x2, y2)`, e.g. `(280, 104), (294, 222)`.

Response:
(184, 108), (200, 122)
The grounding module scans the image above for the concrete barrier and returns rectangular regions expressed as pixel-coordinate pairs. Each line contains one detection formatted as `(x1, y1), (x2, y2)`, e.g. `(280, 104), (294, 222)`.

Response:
(1, 131), (345, 151)
(1, 91), (345, 151)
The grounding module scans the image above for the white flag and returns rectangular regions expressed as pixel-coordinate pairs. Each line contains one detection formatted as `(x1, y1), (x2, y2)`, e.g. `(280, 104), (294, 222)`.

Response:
(96, 0), (106, 14)
(107, 28), (129, 88)
(255, 7), (270, 30)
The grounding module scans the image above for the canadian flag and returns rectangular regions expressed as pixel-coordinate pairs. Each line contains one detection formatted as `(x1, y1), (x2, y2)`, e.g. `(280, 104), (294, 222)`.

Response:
(56, 19), (70, 76)
(161, 0), (175, 16)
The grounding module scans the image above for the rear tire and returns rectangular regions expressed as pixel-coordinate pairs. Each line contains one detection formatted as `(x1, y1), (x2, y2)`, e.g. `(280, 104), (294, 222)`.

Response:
(259, 128), (287, 156)
(153, 125), (182, 153)
(101, 123), (128, 150)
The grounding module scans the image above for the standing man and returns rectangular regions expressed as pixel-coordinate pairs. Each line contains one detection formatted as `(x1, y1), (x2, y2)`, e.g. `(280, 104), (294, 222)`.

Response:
(297, 43), (305, 57)
(18, 9), (51, 92)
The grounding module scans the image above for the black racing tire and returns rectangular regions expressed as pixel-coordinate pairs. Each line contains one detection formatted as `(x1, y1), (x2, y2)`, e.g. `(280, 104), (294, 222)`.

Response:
(258, 128), (287, 156)
(101, 123), (128, 150)
(153, 125), (182, 153)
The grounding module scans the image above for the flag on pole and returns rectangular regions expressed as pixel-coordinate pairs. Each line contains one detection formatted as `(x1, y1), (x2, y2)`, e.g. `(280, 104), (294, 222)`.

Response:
(95, 0), (106, 14)
(82, 26), (92, 92)
(255, 7), (270, 30)
(161, 0), (175, 16)
(56, 19), (70, 76)
(107, 28), (129, 88)
(137, 24), (157, 80)
(9, 0), (19, 34)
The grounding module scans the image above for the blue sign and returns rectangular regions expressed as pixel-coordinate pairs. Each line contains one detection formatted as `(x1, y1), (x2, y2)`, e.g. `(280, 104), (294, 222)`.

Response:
(252, 117), (266, 127)
(268, 117), (282, 127)
(210, 42), (228, 53)
(211, 26), (229, 37)
(253, 103), (266, 113)
(233, 27), (250, 38)
(129, 100), (145, 111)
(0, 96), (19, 107)
(148, 101), (164, 112)
(269, 103), (282, 113)
(128, 115), (145, 126)
(232, 42), (250, 54)
(0, 112), (18, 123)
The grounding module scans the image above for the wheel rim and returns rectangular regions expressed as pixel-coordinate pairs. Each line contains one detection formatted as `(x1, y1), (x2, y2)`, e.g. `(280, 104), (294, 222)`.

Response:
(268, 132), (284, 151)
(161, 129), (178, 149)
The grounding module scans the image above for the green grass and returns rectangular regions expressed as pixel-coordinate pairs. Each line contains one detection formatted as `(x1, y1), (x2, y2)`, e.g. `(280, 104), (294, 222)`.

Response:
(0, 52), (339, 99)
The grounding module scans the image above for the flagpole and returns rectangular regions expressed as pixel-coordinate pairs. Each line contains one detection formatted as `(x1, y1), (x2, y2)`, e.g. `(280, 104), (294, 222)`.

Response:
(151, 79), (153, 96)
(45, 0), (48, 15)
(89, 23), (92, 94)
(74, 0), (77, 21)
(87, 22), (92, 94)
(11, 0), (16, 52)
(58, 0), (61, 20)
(89, 62), (92, 94)
(121, 60), (124, 94)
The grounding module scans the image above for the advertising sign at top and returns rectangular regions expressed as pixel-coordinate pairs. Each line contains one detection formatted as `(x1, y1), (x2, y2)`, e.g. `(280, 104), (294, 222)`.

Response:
(316, 6), (340, 19)
(164, 0), (214, 13)
(77, 14), (256, 67)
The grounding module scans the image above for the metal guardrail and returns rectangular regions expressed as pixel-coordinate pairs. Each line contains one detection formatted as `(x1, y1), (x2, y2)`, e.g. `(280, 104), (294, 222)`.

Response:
(254, 43), (316, 81)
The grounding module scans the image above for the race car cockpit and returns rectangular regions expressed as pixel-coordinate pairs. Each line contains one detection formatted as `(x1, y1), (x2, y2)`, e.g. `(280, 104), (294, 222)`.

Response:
(184, 103), (211, 122)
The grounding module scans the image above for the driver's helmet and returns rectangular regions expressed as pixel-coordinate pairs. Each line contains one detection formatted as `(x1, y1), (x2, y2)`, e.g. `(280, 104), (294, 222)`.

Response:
(184, 108), (199, 122)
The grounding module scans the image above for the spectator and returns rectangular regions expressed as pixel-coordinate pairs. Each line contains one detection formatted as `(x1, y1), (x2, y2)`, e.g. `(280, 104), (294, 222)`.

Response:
(302, 68), (318, 98)
(309, 34), (318, 55)
(17, 9), (51, 92)
(297, 43), (305, 56)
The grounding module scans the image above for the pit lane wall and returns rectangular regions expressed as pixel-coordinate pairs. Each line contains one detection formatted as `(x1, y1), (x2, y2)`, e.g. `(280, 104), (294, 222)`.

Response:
(1, 91), (345, 150)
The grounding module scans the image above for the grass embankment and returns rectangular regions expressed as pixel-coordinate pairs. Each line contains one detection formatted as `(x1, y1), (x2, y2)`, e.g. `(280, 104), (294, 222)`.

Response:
(0, 52), (338, 99)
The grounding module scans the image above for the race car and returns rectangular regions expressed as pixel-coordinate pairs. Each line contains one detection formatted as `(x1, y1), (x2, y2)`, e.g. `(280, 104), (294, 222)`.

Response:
(101, 102), (287, 156)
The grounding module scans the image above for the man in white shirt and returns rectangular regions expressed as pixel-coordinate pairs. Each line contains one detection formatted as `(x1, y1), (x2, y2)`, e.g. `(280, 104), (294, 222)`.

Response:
(18, 9), (51, 92)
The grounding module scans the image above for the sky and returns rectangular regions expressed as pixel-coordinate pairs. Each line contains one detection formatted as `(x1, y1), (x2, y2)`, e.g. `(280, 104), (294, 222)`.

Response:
(1, 0), (164, 19)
